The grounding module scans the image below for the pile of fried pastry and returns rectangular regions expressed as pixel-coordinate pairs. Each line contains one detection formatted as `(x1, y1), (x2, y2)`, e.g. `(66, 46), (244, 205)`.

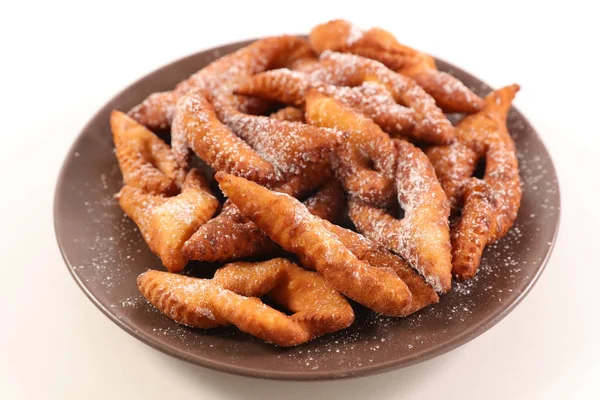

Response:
(111, 20), (522, 346)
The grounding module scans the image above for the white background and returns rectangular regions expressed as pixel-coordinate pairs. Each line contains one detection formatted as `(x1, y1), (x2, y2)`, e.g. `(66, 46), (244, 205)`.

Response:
(1, 1), (599, 399)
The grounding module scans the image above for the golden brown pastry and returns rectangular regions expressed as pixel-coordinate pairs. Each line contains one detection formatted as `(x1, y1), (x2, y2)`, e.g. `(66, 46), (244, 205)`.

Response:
(111, 110), (185, 195)
(215, 172), (413, 316)
(304, 91), (452, 292)
(269, 106), (305, 122)
(128, 35), (314, 131)
(236, 69), (415, 135)
(349, 139), (453, 293)
(320, 220), (439, 315)
(311, 51), (455, 144)
(310, 19), (484, 113)
(137, 258), (355, 346)
(305, 90), (397, 208)
(426, 85), (522, 280)
(118, 169), (219, 272)
(182, 179), (346, 263)
(182, 200), (278, 263)
(212, 95), (342, 180)
(170, 88), (279, 183)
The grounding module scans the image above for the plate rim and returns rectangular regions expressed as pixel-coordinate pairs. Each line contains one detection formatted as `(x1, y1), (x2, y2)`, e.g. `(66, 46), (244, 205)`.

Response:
(54, 38), (562, 380)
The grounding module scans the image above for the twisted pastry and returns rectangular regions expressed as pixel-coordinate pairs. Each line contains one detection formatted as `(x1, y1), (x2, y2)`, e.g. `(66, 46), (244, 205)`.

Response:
(171, 88), (278, 183)
(172, 88), (342, 185)
(319, 220), (439, 315)
(216, 172), (413, 316)
(138, 258), (354, 346)
(349, 139), (453, 293)
(304, 89), (452, 291)
(305, 91), (397, 208)
(427, 85), (520, 208)
(128, 35), (314, 131)
(111, 111), (185, 195)
(311, 51), (455, 144)
(118, 169), (219, 272)
(212, 95), (342, 180)
(426, 85), (522, 280)
(306, 91), (452, 292)
(310, 19), (484, 113)
(182, 179), (345, 263)
(236, 69), (415, 135)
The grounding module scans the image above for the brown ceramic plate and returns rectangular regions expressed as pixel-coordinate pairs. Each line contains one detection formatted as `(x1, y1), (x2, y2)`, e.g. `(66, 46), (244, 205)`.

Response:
(54, 39), (560, 380)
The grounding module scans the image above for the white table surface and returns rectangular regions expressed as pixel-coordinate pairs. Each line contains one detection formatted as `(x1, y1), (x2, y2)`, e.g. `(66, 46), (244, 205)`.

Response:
(2, 1), (598, 398)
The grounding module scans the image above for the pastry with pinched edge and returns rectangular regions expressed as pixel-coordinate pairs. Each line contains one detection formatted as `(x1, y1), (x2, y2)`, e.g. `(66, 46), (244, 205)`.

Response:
(211, 94), (342, 180)
(137, 258), (355, 346)
(309, 19), (484, 113)
(182, 179), (346, 263)
(349, 139), (453, 293)
(236, 69), (415, 135)
(215, 172), (413, 316)
(171, 88), (279, 183)
(310, 51), (455, 145)
(182, 143), (337, 266)
(426, 85), (520, 208)
(118, 169), (219, 272)
(319, 220), (439, 315)
(426, 85), (522, 280)
(128, 35), (314, 131)
(172, 87), (342, 184)
(305, 90), (397, 208)
(305, 91), (452, 292)
(111, 110), (185, 196)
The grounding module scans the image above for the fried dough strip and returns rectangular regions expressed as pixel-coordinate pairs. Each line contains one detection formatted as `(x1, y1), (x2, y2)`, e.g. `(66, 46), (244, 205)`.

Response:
(182, 200), (278, 263)
(320, 220), (439, 315)
(309, 20), (484, 113)
(216, 172), (413, 316)
(137, 258), (354, 346)
(182, 179), (345, 262)
(349, 140), (452, 293)
(313, 51), (455, 144)
(128, 35), (313, 130)
(171, 88), (278, 183)
(212, 96), (342, 179)
(236, 69), (415, 135)
(111, 110), (185, 195)
(118, 169), (219, 272)
(305, 91), (397, 208)
(427, 85), (522, 280)
(426, 85), (520, 208)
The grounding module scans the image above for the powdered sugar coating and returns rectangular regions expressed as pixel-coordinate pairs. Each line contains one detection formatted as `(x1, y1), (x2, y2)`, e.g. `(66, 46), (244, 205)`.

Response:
(172, 89), (279, 184)
(236, 68), (415, 135)
(348, 140), (452, 293)
(318, 51), (455, 144)
(129, 36), (312, 130)
(216, 102), (341, 179)
(345, 22), (364, 46)
(427, 85), (522, 280)
(216, 173), (413, 316)
(309, 19), (484, 113)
